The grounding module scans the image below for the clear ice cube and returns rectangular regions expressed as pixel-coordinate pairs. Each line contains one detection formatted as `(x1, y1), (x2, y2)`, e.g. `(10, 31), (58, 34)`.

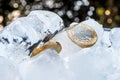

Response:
(28, 10), (64, 33)
(66, 45), (114, 80)
(19, 49), (73, 80)
(0, 10), (64, 60)
(109, 28), (120, 49)
(101, 28), (111, 48)
(0, 56), (21, 80)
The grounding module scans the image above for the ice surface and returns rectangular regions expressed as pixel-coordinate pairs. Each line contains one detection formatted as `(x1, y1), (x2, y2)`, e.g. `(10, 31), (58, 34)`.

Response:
(1, 10), (120, 80)
(64, 27), (120, 80)
(0, 56), (21, 80)
(0, 16), (43, 58)
(28, 10), (64, 34)
(0, 10), (64, 61)
(19, 49), (74, 80)
(0, 10), (66, 80)
(66, 43), (115, 80)
(109, 28), (120, 49)
(53, 18), (104, 57)
(101, 28), (111, 48)
(53, 30), (81, 57)
(108, 28), (120, 80)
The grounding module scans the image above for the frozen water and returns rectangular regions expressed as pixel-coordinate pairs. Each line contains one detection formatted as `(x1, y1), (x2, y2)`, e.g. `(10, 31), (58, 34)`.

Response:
(0, 16), (43, 57)
(0, 56), (21, 80)
(0, 42), (29, 64)
(66, 43), (115, 80)
(53, 18), (104, 57)
(19, 49), (74, 80)
(0, 10), (64, 60)
(101, 28), (111, 48)
(1, 10), (120, 80)
(109, 28), (120, 49)
(108, 28), (120, 80)
(0, 10), (66, 80)
(53, 30), (81, 57)
(64, 27), (120, 80)
(28, 10), (64, 34)
(109, 27), (120, 55)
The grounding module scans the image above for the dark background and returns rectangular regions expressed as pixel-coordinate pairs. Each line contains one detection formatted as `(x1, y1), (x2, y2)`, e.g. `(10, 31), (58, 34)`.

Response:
(0, 0), (120, 29)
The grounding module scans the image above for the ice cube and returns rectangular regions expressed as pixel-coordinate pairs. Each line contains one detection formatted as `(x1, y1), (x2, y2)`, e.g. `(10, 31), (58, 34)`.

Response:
(0, 56), (21, 80)
(0, 18), (35, 58)
(101, 28), (111, 48)
(65, 26), (120, 80)
(67, 45), (114, 80)
(109, 28), (120, 73)
(0, 10), (64, 58)
(0, 17), (42, 48)
(53, 30), (81, 57)
(109, 28), (120, 49)
(19, 49), (73, 80)
(53, 18), (104, 57)
(65, 26), (113, 80)
(28, 10), (64, 34)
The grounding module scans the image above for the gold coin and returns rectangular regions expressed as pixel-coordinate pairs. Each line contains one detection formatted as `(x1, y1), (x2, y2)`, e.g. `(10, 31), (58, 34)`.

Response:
(67, 23), (98, 48)
(30, 39), (62, 57)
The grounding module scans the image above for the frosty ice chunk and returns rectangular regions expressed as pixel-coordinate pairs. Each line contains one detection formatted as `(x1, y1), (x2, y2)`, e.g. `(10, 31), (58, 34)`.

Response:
(67, 42), (114, 80)
(109, 28), (120, 76)
(0, 17), (42, 47)
(65, 27), (116, 80)
(0, 17), (41, 58)
(28, 10), (64, 35)
(109, 28), (120, 49)
(0, 10), (64, 57)
(53, 18), (103, 57)
(101, 28), (111, 48)
(0, 56), (21, 80)
(19, 47), (73, 80)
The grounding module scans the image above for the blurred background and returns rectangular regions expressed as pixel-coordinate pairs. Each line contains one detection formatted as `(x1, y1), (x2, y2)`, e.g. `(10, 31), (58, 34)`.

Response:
(0, 0), (120, 30)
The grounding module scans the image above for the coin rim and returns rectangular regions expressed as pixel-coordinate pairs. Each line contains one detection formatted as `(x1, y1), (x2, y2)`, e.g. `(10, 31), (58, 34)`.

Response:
(67, 23), (98, 48)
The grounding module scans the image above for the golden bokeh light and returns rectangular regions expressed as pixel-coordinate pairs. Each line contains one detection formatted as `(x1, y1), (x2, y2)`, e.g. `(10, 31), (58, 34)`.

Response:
(0, 16), (4, 23)
(0, 25), (3, 30)
(96, 7), (105, 16)
(105, 10), (111, 16)
(13, 3), (19, 8)
(107, 18), (112, 23)
(11, 10), (21, 20)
